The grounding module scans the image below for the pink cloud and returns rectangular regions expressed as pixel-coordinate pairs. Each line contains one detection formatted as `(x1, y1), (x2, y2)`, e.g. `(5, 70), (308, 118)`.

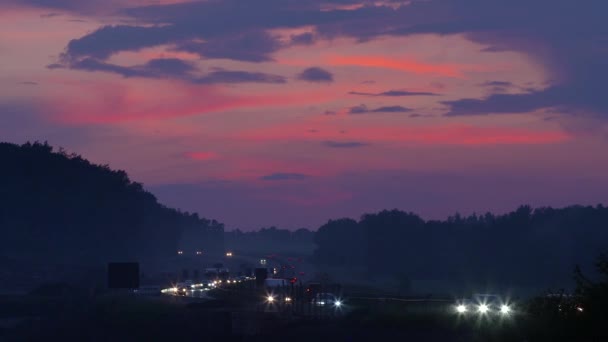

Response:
(47, 80), (337, 125)
(327, 55), (466, 78)
(238, 122), (571, 146)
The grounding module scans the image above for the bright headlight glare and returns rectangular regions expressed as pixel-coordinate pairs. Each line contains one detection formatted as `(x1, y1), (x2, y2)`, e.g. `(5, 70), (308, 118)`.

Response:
(334, 300), (342, 307)
(501, 305), (511, 314)
(478, 304), (489, 313)
(456, 304), (467, 313)
(267, 295), (274, 302)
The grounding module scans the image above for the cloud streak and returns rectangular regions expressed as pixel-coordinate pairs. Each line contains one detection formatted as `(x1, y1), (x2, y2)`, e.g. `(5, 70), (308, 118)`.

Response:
(260, 173), (309, 181)
(195, 70), (287, 84)
(297, 67), (334, 83)
(349, 104), (412, 114)
(323, 141), (369, 148)
(349, 90), (439, 97)
(50, 57), (287, 84)
(63, 57), (198, 78)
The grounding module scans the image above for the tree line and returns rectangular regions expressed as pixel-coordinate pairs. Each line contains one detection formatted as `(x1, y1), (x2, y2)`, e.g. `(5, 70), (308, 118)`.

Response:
(225, 227), (314, 255)
(0, 142), (224, 268)
(313, 206), (608, 293)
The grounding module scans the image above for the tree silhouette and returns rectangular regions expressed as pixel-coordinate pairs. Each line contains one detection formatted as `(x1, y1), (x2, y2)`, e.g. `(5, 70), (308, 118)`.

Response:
(0, 141), (223, 287)
(313, 206), (608, 292)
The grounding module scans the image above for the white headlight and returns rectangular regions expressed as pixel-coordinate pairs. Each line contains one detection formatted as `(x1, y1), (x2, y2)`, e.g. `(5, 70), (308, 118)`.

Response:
(334, 300), (342, 307)
(456, 304), (467, 313)
(267, 295), (275, 303)
(500, 305), (511, 314)
(478, 304), (489, 313)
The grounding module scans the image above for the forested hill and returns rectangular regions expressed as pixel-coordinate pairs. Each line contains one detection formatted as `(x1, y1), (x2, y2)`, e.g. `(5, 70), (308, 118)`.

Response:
(0, 141), (223, 266)
(313, 206), (608, 293)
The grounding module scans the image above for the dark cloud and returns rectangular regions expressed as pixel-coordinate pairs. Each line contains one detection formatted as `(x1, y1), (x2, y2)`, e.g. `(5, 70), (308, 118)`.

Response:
(379, 0), (608, 118)
(349, 104), (412, 114)
(174, 30), (283, 62)
(408, 113), (433, 118)
(479, 81), (515, 93)
(144, 58), (198, 76)
(323, 110), (337, 115)
(442, 87), (572, 116)
(6, 0), (98, 13)
(297, 67), (334, 83)
(290, 32), (315, 45)
(69, 58), (141, 77)
(52, 1), (401, 66)
(481, 81), (513, 88)
(349, 90), (439, 96)
(27, 0), (608, 120)
(373, 106), (412, 113)
(64, 57), (198, 79)
(444, 82), (608, 117)
(323, 141), (369, 148)
(64, 25), (175, 60)
(260, 173), (309, 181)
(349, 104), (369, 114)
(49, 56), (286, 84)
(195, 70), (286, 84)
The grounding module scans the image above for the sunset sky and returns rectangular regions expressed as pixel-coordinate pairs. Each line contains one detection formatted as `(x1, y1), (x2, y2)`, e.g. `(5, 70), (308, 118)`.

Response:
(2, 0), (608, 230)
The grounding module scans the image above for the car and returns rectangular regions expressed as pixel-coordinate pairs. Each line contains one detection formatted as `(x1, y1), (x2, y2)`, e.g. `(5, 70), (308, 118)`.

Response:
(454, 293), (513, 315)
(313, 293), (342, 307)
(177, 286), (190, 296)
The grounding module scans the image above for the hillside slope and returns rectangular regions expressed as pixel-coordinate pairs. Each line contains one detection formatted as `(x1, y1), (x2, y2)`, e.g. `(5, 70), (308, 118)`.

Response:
(0, 142), (223, 284)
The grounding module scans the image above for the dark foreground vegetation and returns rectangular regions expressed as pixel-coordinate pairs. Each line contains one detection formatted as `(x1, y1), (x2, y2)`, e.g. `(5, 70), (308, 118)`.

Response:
(314, 206), (608, 293)
(1, 253), (607, 342)
(0, 142), (224, 289)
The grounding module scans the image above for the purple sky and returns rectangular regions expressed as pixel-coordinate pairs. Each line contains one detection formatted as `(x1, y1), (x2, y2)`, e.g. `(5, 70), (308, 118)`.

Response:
(2, 0), (608, 230)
